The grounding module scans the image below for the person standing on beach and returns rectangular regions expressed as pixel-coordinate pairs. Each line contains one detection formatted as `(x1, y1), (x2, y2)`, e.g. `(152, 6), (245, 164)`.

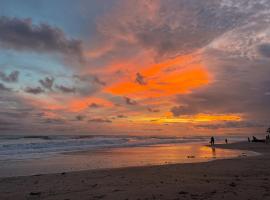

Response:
(225, 138), (228, 144)
(210, 136), (215, 146)
(266, 127), (270, 144)
(266, 135), (270, 144)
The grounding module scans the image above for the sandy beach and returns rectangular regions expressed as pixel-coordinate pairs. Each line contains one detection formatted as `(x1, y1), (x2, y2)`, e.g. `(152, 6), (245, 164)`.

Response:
(0, 142), (269, 200)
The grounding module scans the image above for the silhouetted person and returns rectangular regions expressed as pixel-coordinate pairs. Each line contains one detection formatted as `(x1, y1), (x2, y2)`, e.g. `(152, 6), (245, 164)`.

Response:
(265, 127), (270, 144)
(225, 138), (228, 144)
(248, 137), (251, 143)
(266, 135), (270, 144)
(210, 136), (215, 146)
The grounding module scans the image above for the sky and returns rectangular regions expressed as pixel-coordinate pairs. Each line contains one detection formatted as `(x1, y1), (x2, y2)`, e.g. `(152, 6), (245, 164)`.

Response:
(0, 0), (270, 136)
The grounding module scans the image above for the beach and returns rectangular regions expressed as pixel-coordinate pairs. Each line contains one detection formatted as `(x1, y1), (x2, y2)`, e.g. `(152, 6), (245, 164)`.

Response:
(0, 142), (269, 200)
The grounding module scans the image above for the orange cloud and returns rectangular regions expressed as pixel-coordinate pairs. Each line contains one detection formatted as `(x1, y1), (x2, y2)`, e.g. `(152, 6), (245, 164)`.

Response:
(68, 97), (113, 112)
(105, 53), (210, 98)
(23, 94), (113, 113)
(129, 114), (242, 124)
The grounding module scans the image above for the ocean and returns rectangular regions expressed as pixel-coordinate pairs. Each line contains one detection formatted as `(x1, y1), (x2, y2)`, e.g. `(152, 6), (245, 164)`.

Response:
(0, 135), (257, 177)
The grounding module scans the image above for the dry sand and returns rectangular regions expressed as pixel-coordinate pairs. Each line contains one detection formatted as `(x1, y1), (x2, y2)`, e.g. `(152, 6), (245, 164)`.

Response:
(0, 142), (270, 200)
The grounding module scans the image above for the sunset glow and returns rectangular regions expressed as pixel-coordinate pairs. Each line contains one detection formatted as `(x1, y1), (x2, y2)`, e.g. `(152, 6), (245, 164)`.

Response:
(0, 0), (269, 136)
(129, 114), (242, 124)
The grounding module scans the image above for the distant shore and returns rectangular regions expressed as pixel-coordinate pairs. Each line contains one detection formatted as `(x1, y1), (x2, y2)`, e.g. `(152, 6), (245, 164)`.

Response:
(0, 142), (270, 200)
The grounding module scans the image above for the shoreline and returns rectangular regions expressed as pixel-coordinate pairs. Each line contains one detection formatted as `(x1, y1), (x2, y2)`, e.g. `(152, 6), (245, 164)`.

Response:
(0, 142), (270, 200)
(0, 142), (257, 178)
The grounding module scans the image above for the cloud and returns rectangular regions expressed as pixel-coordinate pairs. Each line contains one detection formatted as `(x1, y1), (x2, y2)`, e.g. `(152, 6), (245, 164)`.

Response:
(0, 109), (32, 118)
(124, 96), (137, 105)
(171, 105), (197, 116)
(0, 17), (83, 60)
(0, 70), (19, 82)
(147, 107), (160, 113)
(117, 114), (128, 118)
(88, 118), (112, 123)
(257, 43), (270, 58)
(0, 83), (11, 91)
(171, 58), (270, 120)
(42, 118), (65, 124)
(75, 115), (85, 121)
(135, 72), (146, 85)
(39, 77), (54, 90)
(95, 0), (252, 60)
(93, 76), (106, 86)
(55, 85), (76, 93)
(2, 0), (270, 134)
(89, 103), (103, 108)
(24, 86), (44, 94)
(74, 74), (106, 86)
(0, 119), (21, 131)
(72, 74), (105, 96)
(195, 121), (265, 130)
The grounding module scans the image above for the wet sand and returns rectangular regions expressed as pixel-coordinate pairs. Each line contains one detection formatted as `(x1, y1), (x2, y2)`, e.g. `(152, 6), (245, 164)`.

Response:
(0, 142), (269, 200)
(0, 143), (252, 177)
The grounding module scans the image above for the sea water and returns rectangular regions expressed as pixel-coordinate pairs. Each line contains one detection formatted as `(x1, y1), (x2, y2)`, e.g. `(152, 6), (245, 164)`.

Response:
(0, 135), (258, 177)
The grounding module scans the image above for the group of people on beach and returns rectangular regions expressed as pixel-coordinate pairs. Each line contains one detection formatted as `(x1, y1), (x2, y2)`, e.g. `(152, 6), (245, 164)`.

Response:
(210, 127), (270, 146)
(247, 134), (270, 144)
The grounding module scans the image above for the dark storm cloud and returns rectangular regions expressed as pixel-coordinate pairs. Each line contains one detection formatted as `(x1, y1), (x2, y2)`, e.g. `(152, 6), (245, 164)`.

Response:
(124, 96), (137, 105)
(39, 77), (54, 90)
(135, 73), (146, 85)
(24, 86), (44, 94)
(88, 118), (112, 123)
(0, 70), (19, 83)
(0, 17), (83, 60)
(55, 85), (76, 93)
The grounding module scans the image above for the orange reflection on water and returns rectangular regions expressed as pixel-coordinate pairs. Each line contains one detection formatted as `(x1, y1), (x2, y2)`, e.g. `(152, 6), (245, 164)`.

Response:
(85, 144), (245, 168)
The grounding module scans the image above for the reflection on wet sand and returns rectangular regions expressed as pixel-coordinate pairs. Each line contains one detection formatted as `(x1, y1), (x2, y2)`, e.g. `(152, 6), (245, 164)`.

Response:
(211, 147), (216, 158)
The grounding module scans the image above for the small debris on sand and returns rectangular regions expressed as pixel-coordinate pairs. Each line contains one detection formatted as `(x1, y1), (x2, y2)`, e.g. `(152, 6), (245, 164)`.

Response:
(179, 191), (188, 195)
(29, 192), (41, 196)
(229, 182), (236, 187)
(187, 155), (195, 158)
